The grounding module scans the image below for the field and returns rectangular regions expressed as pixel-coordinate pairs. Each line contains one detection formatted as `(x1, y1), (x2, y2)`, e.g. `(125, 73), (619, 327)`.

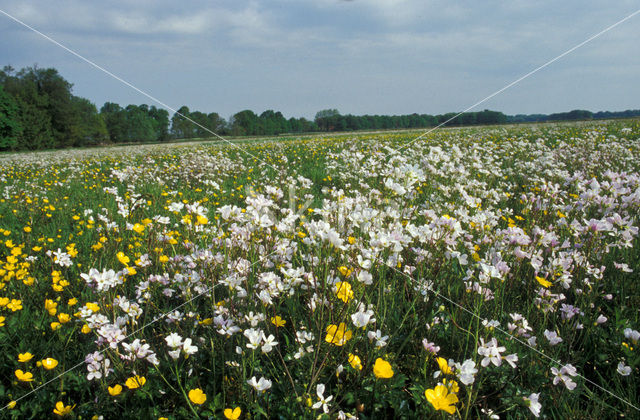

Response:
(0, 120), (639, 419)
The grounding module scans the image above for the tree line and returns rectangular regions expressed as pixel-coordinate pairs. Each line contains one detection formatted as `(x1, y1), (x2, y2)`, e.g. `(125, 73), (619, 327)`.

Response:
(2, 65), (639, 151)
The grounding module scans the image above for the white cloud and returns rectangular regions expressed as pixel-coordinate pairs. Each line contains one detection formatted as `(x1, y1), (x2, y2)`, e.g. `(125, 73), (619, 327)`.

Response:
(108, 11), (212, 35)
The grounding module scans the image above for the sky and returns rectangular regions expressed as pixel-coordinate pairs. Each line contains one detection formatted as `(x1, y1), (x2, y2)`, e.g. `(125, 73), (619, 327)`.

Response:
(1, 1), (639, 120)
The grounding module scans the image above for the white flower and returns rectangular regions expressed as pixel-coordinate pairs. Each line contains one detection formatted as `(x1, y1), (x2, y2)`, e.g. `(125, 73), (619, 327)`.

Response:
(524, 393), (542, 417)
(182, 338), (198, 356)
(244, 328), (262, 350)
(504, 353), (518, 368)
(168, 202), (184, 212)
(367, 329), (388, 347)
(478, 337), (505, 367)
(617, 362), (631, 376)
(351, 306), (375, 328)
(165, 332), (183, 348)
(247, 376), (272, 392)
(422, 339), (440, 355)
(52, 249), (73, 267)
(356, 270), (373, 284)
(455, 359), (477, 385)
(543, 330), (563, 346)
(551, 364), (578, 390)
(624, 328), (640, 343)
(311, 383), (333, 413)
(87, 362), (102, 380)
(482, 319), (500, 329)
(261, 334), (278, 353)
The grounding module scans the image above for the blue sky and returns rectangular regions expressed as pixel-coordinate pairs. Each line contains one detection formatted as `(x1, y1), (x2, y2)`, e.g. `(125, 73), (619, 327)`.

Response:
(1, 1), (639, 120)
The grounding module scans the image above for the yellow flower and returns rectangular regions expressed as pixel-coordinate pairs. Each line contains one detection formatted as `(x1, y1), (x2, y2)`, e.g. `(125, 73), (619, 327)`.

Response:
(425, 385), (458, 414)
(125, 375), (146, 389)
(335, 281), (354, 303)
(196, 215), (208, 225)
(45, 299), (58, 316)
(442, 378), (459, 393)
(271, 316), (286, 327)
(224, 407), (242, 419)
(116, 252), (130, 266)
(132, 223), (145, 234)
(325, 323), (353, 346)
(0, 316), (5, 327)
(535, 276), (552, 288)
(81, 324), (91, 334)
(51, 322), (62, 331)
(18, 352), (34, 362)
(199, 317), (213, 325)
(373, 358), (394, 379)
(41, 358), (59, 370)
(7, 299), (22, 311)
(338, 266), (353, 277)
(108, 384), (123, 396)
(188, 388), (206, 405)
(67, 298), (78, 306)
(53, 401), (74, 416)
(86, 302), (100, 312)
(436, 357), (453, 375)
(24, 226), (32, 233)
(348, 236), (356, 245)
(15, 369), (34, 382)
(58, 313), (71, 323)
(7, 400), (16, 409)
(348, 353), (363, 371)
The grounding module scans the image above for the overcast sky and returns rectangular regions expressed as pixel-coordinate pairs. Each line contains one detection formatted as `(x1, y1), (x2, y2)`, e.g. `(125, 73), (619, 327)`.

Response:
(1, 1), (639, 120)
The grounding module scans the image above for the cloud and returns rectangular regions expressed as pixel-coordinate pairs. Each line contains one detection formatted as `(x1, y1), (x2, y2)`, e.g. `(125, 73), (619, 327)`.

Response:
(108, 12), (212, 35)
(2, 0), (638, 118)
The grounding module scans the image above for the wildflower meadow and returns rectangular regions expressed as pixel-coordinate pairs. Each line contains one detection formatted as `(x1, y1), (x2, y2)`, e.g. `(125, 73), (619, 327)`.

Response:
(0, 120), (639, 418)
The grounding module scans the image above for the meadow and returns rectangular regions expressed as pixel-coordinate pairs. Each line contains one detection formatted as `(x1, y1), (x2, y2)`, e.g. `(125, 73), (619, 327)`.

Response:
(0, 120), (638, 419)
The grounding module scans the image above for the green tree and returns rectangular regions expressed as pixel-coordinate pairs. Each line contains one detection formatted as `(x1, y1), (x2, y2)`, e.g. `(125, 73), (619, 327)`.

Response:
(231, 110), (259, 136)
(207, 112), (226, 135)
(189, 111), (210, 138)
(18, 66), (76, 147)
(69, 96), (108, 146)
(171, 106), (195, 139)
(124, 105), (155, 142)
(148, 106), (170, 141)
(100, 102), (127, 142)
(314, 109), (340, 131)
(0, 84), (22, 150)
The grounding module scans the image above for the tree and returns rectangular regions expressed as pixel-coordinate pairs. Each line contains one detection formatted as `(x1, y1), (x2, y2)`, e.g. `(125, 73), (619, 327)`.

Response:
(207, 112), (226, 135)
(0, 84), (22, 150)
(148, 106), (170, 141)
(69, 97), (108, 146)
(171, 106), (195, 139)
(101, 102), (127, 142)
(124, 105), (155, 142)
(314, 109), (340, 131)
(19, 66), (76, 147)
(231, 110), (259, 136)
(189, 111), (210, 138)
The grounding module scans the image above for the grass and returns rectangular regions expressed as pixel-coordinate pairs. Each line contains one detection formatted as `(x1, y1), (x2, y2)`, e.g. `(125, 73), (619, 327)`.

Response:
(0, 119), (639, 419)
